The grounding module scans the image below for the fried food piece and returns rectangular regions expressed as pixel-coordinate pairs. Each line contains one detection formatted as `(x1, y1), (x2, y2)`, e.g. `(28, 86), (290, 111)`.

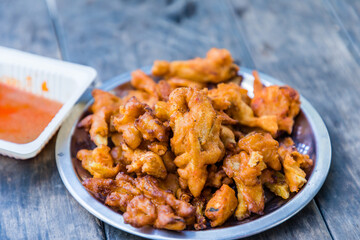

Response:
(208, 83), (278, 135)
(112, 97), (146, 149)
(123, 90), (159, 107)
(134, 111), (169, 142)
(136, 176), (195, 218)
(110, 146), (124, 167)
(176, 188), (192, 203)
(77, 145), (120, 178)
(83, 173), (195, 230)
(238, 132), (281, 171)
(121, 143), (167, 179)
(154, 101), (170, 121)
(206, 165), (233, 188)
(131, 70), (158, 98)
(91, 89), (122, 114)
(220, 125), (237, 151)
(278, 138), (313, 192)
(261, 169), (290, 199)
(82, 178), (118, 199)
(167, 77), (207, 90)
(159, 173), (180, 194)
(113, 97), (169, 149)
(83, 175), (140, 214)
(162, 150), (177, 173)
(251, 71), (301, 134)
(89, 107), (112, 146)
(83, 177), (140, 213)
(192, 197), (207, 230)
(233, 179), (250, 220)
(217, 111), (238, 125)
(77, 114), (92, 131)
(110, 132), (123, 147)
(131, 70), (172, 101)
(223, 152), (266, 219)
(281, 152), (307, 192)
(205, 184), (238, 227)
(279, 138), (313, 173)
(169, 88), (224, 197)
(124, 195), (157, 228)
(152, 48), (239, 83)
(154, 205), (186, 230)
(145, 141), (168, 156)
(78, 90), (122, 146)
(156, 80), (172, 101)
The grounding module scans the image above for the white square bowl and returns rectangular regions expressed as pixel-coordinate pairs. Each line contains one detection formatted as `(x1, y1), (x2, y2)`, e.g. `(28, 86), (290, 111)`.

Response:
(0, 46), (96, 159)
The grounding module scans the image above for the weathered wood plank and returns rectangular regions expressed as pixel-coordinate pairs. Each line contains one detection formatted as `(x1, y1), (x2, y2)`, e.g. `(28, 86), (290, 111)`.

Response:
(0, 0), (104, 239)
(324, 0), (360, 63)
(54, 0), (331, 239)
(54, 0), (256, 82)
(244, 201), (331, 240)
(0, 0), (59, 58)
(229, 0), (360, 239)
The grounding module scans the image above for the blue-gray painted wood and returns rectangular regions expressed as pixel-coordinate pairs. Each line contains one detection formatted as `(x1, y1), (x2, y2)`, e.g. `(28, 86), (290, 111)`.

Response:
(0, 1), (104, 239)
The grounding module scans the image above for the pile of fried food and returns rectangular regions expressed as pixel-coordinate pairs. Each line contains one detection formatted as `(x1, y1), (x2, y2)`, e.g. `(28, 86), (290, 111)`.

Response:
(76, 48), (313, 231)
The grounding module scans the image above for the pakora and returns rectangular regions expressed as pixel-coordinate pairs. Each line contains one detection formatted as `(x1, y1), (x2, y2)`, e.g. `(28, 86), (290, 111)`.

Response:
(76, 48), (313, 231)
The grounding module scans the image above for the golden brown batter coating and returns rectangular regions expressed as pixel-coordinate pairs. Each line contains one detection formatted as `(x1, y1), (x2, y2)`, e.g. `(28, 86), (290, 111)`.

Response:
(166, 77), (207, 90)
(223, 151), (266, 219)
(78, 90), (122, 146)
(168, 87), (224, 197)
(238, 132), (281, 171)
(134, 111), (169, 142)
(261, 169), (290, 199)
(77, 145), (120, 178)
(154, 205), (186, 230)
(83, 173), (194, 230)
(121, 143), (167, 179)
(251, 71), (301, 134)
(209, 83), (278, 135)
(205, 184), (238, 227)
(152, 48), (239, 83)
(131, 70), (158, 98)
(112, 97), (146, 149)
(278, 138), (313, 192)
(91, 89), (122, 114)
(123, 195), (157, 227)
(206, 165), (233, 188)
(220, 125), (237, 151)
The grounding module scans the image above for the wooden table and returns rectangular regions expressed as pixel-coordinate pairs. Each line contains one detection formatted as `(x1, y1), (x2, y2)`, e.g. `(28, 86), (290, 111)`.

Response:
(1, 1), (359, 239)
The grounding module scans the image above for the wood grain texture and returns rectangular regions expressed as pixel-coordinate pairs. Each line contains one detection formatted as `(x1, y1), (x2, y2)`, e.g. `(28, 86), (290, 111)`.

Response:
(54, 0), (255, 82)
(0, 0), (59, 58)
(325, 0), (360, 63)
(53, 0), (332, 239)
(229, 0), (360, 239)
(0, 1), (104, 239)
(244, 201), (331, 240)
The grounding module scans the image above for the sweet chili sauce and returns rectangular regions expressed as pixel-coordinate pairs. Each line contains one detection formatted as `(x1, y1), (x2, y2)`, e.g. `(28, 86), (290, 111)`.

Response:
(0, 82), (62, 144)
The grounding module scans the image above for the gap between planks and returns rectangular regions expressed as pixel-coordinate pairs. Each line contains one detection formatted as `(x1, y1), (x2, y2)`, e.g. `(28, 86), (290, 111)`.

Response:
(44, 0), (69, 60)
(322, 0), (360, 65)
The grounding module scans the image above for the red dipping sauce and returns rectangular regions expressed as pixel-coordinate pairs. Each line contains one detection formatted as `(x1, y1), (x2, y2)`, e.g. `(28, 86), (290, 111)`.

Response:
(0, 82), (62, 144)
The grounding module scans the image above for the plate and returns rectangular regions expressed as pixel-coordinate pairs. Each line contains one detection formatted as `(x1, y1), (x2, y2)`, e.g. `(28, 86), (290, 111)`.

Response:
(55, 67), (331, 240)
